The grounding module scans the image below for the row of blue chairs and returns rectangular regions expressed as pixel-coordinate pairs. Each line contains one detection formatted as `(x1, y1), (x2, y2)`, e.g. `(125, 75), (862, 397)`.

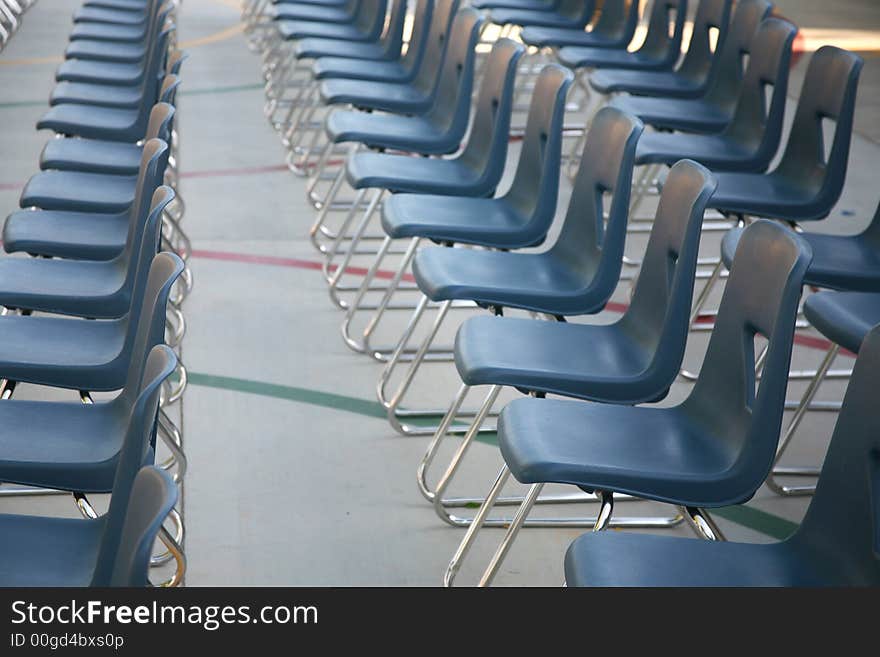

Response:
(0, 0), (191, 586)
(245, 0), (880, 586)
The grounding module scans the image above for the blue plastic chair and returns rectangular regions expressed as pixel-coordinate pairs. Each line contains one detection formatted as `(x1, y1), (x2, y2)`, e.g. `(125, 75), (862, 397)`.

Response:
(0, 346), (180, 587)
(634, 17), (795, 172)
(708, 46), (864, 222)
(65, 0), (169, 63)
(51, 48), (184, 109)
(589, 0), (731, 99)
(556, 0), (687, 72)
(0, 250), (181, 494)
(40, 83), (179, 175)
(270, 0), (359, 22)
(440, 158), (713, 404)
(68, 0), (168, 43)
(565, 320), (880, 587)
(344, 38), (524, 197)
(292, 0), (405, 63)
(38, 36), (177, 142)
(317, 0), (460, 115)
(0, 182), (172, 320)
(459, 220), (812, 586)
(471, 0), (555, 10)
(488, 0), (594, 30)
(6, 131), (171, 261)
(0, 245), (183, 393)
(276, 0), (386, 42)
(520, 0), (639, 50)
(309, 0), (431, 84)
(380, 63), (573, 249)
(611, 0), (772, 134)
(21, 122), (172, 213)
(322, 8), (483, 154)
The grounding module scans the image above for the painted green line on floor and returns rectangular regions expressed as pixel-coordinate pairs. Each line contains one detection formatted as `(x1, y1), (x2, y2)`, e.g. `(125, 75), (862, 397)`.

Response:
(0, 82), (264, 111)
(188, 369), (801, 539)
(712, 505), (799, 541)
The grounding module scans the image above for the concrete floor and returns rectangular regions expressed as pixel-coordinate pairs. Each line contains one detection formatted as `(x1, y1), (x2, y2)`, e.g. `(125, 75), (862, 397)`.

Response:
(0, 0), (878, 586)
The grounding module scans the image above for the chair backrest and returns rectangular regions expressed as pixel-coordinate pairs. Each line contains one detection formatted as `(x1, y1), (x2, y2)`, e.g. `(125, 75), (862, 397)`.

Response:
(680, 220), (811, 505)
(676, 0), (731, 84)
(92, 344), (179, 586)
(133, 21), (175, 134)
(145, 102), (176, 149)
(638, 0), (688, 67)
(722, 17), (796, 172)
(427, 9), (485, 140)
(702, 0), (773, 111)
(502, 64), (574, 229)
(109, 466), (179, 586)
(590, 0), (639, 46)
(615, 160), (716, 402)
(354, 0), (389, 40)
(117, 249), (183, 406)
(118, 186), (176, 328)
(548, 107), (643, 306)
(790, 323), (880, 584)
(399, 0), (434, 72)
(413, 0), (461, 94)
(119, 139), (169, 265)
(458, 38), (525, 193)
(556, 0), (595, 26)
(637, 0), (688, 66)
(774, 46), (864, 219)
(380, 0), (410, 59)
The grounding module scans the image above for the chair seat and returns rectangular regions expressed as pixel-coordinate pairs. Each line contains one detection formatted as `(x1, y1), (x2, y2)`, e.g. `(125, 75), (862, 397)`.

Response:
(55, 58), (145, 86)
(69, 22), (147, 43)
(722, 226), (880, 291)
(471, 0), (554, 10)
(384, 196), (544, 247)
(295, 37), (390, 61)
(0, 399), (129, 492)
(564, 532), (830, 587)
(520, 26), (621, 49)
(803, 292), (880, 354)
(710, 172), (829, 222)
(454, 316), (657, 399)
(269, 3), (352, 21)
(84, 0), (150, 10)
(4, 208), (128, 261)
(497, 396), (746, 506)
(313, 57), (410, 83)
(50, 81), (145, 109)
(0, 257), (127, 318)
(41, 137), (143, 176)
(611, 95), (730, 133)
(635, 131), (759, 171)
(21, 170), (136, 213)
(278, 19), (374, 42)
(0, 514), (101, 587)
(0, 314), (127, 391)
(37, 104), (141, 142)
(590, 69), (704, 98)
(326, 111), (454, 154)
(73, 6), (147, 25)
(273, 0), (348, 6)
(489, 8), (587, 29)
(65, 38), (147, 64)
(557, 45), (672, 71)
(320, 79), (431, 114)
(346, 152), (488, 195)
